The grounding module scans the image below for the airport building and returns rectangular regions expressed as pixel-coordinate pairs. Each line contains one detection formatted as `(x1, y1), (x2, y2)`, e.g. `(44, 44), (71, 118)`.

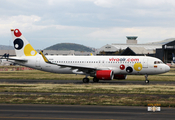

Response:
(98, 36), (162, 55)
(98, 36), (175, 63)
(155, 39), (175, 63)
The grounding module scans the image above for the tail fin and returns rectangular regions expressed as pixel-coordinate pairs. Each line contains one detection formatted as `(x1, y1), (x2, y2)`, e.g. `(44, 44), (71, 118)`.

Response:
(173, 53), (175, 63)
(11, 29), (38, 57)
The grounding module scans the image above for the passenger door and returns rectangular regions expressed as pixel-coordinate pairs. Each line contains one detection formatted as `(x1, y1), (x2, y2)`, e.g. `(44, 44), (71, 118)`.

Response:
(143, 58), (148, 68)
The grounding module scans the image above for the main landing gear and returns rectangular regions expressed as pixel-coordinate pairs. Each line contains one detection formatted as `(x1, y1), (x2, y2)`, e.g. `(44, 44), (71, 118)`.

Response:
(83, 77), (89, 83)
(82, 76), (99, 83)
(93, 77), (99, 83)
(145, 75), (149, 84)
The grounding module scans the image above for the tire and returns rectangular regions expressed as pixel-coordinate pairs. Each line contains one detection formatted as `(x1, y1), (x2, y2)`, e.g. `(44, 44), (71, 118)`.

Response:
(145, 80), (149, 84)
(83, 78), (89, 83)
(93, 77), (99, 83)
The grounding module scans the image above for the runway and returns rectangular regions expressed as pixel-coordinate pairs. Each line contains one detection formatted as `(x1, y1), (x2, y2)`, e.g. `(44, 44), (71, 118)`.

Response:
(0, 104), (175, 120)
(0, 79), (175, 85)
(0, 79), (174, 119)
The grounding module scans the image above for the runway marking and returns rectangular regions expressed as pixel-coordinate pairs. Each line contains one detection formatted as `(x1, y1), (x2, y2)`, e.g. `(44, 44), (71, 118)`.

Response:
(0, 109), (124, 114)
(0, 109), (175, 115)
(0, 117), (121, 120)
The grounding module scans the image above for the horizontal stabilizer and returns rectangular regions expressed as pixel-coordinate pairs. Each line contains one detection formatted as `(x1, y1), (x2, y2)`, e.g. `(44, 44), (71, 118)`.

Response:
(6, 57), (28, 62)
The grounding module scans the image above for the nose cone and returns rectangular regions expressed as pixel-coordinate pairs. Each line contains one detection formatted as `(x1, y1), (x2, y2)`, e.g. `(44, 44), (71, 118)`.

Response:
(165, 65), (170, 72)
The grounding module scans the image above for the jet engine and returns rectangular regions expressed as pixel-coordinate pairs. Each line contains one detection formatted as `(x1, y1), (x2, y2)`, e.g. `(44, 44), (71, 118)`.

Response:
(114, 74), (127, 79)
(96, 70), (114, 80)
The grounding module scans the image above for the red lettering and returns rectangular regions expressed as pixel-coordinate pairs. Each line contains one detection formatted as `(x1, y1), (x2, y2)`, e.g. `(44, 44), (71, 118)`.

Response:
(126, 58), (130, 62)
(109, 58), (139, 62)
(126, 58), (139, 62)
(135, 58), (139, 62)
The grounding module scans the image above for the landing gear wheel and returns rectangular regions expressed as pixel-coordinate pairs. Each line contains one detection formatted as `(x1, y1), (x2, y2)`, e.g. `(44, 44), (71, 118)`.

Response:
(145, 75), (149, 84)
(83, 78), (89, 83)
(93, 77), (99, 83)
(145, 80), (149, 83)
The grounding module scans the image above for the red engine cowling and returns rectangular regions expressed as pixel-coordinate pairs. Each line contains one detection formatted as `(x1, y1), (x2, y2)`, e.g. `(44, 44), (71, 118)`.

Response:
(114, 74), (127, 79)
(96, 70), (114, 80)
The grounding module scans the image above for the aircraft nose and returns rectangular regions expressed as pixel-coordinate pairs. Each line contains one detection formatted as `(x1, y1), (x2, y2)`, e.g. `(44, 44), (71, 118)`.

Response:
(165, 65), (170, 72)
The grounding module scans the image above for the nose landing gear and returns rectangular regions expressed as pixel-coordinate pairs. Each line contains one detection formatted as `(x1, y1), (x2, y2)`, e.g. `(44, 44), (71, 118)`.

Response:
(145, 75), (149, 84)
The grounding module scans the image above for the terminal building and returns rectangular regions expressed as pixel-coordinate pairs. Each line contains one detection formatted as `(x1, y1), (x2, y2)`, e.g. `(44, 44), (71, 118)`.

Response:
(98, 36), (162, 55)
(98, 36), (175, 63)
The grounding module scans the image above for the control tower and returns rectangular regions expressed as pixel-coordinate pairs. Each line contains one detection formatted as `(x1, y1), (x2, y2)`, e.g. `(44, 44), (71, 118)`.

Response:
(126, 36), (138, 44)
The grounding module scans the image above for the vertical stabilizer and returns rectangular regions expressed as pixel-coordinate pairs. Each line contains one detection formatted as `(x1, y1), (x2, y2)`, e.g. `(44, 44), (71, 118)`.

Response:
(11, 29), (38, 57)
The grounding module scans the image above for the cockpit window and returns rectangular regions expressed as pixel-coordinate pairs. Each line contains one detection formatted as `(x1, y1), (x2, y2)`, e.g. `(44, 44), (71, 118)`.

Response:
(154, 61), (163, 64)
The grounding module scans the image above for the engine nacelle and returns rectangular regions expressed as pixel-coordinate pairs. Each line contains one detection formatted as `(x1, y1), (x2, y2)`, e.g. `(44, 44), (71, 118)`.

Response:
(114, 74), (127, 80)
(96, 70), (114, 80)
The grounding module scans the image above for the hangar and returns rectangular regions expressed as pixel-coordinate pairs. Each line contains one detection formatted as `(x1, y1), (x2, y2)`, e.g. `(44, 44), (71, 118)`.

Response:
(98, 37), (175, 63)
(98, 36), (162, 55)
(121, 47), (154, 56)
(155, 39), (175, 63)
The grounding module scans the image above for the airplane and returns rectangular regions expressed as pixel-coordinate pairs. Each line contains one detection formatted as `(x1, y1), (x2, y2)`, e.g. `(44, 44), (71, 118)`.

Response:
(5, 29), (170, 83)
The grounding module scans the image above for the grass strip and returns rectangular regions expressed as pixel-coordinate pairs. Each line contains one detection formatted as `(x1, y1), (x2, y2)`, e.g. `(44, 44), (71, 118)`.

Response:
(0, 83), (175, 107)
(0, 83), (175, 95)
(0, 94), (174, 107)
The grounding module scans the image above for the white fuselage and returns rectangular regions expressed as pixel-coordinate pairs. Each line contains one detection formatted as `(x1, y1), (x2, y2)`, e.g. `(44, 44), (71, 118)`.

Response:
(11, 55), (170, 76)
(9, 28), (171, 83)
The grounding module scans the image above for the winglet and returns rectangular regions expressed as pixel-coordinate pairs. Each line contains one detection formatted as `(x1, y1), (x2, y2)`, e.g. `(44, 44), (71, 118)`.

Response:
(40, 51), (50, 63)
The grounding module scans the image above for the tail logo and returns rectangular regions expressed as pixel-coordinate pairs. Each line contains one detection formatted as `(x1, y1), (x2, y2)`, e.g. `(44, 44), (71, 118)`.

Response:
(12, 29), (37, 56)
(14, 29), (22, 37)
(14, 38), (24, 50)
(24, 44), (37, 56)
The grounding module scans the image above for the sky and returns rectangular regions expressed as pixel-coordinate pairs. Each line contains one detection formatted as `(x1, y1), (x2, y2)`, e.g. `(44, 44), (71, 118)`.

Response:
(1, 0), (175, 49)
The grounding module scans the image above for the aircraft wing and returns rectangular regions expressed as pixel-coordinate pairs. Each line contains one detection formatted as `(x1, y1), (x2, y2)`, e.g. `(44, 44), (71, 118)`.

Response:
(47, 60), (97, 70)
(40, 51), (105, 72)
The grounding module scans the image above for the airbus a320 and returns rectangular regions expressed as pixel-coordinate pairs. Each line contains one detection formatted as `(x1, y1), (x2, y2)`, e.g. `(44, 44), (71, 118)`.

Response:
(5, 29), (170, 83)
